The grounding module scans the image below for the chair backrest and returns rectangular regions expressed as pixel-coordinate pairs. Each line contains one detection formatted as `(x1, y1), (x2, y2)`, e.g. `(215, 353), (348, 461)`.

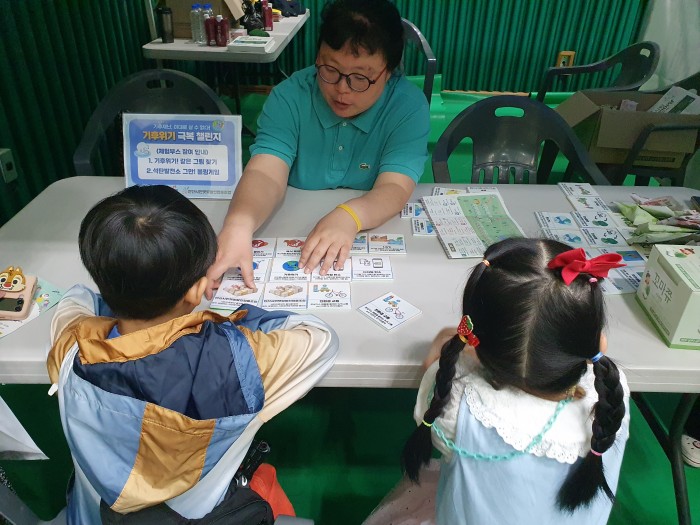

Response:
(73, 69), (231, 178)
(431, 95), (610, 186)
(401, 18), (437, 104)
(536, 41), (660, 102)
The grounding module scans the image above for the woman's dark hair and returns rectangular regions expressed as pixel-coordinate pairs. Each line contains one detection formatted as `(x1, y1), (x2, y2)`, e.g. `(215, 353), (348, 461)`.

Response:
(401, 237), (625, 512)
(318, 0), (404, 71)
(79, 185), (217, 320)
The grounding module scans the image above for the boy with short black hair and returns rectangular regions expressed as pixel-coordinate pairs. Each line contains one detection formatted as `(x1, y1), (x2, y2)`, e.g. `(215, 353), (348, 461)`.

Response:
(48, 185), (338, 524)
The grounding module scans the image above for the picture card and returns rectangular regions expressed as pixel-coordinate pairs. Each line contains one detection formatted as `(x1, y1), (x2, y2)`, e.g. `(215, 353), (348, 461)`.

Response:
(587, 247), (647, 266)
(572, 211), (617, 228)
(261, 282), (308, 310)
(222, 258), (271, 283)
(358, 292), (421, 331)
(269, 258), (311, 282)
(411, 218), (436, 236)
(540, 228), (588, 248)
(558, 182), (599, 197)
(369, 233), (407, 254)
(567, 195), (611, 212)
(275, 237), (306, 257)
(311, 259), (352, 281)
(350, 233), (369, 254)
(400, 202), (427, 219)
(308, 282), (351, 309)
(535, 212), (576, 229)
(600, 267), (643, 295)
(351, 255), (394, 280)
(210, 282), (263, 310)
(252, 238), (276, 258)
(580, 227), (630, 248)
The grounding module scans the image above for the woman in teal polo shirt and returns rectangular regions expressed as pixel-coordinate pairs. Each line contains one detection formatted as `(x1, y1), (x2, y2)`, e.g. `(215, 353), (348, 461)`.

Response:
(207, 0), (429, 291)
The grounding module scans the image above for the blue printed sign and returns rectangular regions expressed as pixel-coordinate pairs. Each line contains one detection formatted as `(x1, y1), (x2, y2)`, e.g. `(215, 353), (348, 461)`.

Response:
(123, 114), (242, 199)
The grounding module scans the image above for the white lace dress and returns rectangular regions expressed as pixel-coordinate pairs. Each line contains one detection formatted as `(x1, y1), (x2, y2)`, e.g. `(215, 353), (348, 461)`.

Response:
(364, 354), (630, 525)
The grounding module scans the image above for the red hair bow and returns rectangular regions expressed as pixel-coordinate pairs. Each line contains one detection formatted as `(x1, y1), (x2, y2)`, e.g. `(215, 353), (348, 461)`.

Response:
(547, 248), (624, 286)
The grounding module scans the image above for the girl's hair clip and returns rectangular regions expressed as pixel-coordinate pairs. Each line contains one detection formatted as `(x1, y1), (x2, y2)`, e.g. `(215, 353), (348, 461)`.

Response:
(589, 277), (598, 283)
(457, 315), (480, 348)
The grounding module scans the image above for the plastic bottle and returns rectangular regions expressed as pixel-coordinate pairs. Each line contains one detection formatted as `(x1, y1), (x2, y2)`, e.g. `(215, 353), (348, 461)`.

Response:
(159, 6), (174, 43)
(215, 14), (230, 47)
(190, 4), (202, 44)
(262, 0), (273, 31)
(204, 13), (217, 46)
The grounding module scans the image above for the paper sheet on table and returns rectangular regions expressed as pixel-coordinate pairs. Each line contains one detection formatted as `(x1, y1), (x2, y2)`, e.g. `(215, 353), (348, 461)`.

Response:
(0, 397), (47, 460)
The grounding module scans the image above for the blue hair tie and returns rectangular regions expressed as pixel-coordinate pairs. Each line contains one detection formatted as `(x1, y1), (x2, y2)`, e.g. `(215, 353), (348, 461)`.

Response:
(591, 352), (604, 363)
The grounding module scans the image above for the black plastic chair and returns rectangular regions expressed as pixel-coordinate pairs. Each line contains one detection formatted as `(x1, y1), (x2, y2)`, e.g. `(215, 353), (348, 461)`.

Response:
(535, 41), (660, 102)
(401, 18), (437, 104)
(431, 95), (610, 186)
(73, 69), (231, 178)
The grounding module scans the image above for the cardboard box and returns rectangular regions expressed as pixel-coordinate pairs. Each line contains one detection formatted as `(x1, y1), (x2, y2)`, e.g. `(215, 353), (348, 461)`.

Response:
(168, 0), (244, 39)
(636, 245), (700, 350)
(556, 91), (700, 169)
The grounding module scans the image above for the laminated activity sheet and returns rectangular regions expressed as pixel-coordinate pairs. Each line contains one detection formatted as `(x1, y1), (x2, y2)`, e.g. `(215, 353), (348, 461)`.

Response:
(350, 233), (369, 254)
(421, 191), (525, 258)
(275, 237), (306, 257)
(252, 238), (276, 258)
(369, 234), (407, 254)
(351, 256), (394, 280)
(269, 258), (311, 282)
(308, 283), (351, 309)
(262, 282), (309, 310)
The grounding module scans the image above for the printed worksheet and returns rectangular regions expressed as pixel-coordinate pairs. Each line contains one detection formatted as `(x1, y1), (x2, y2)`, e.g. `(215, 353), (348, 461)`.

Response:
(350, 233), (369, 254)
(252, 238), (276, 258)
(369, 233), (407, 254)
(308, 283), (351, 309)
(210, 282), (263, 310)
(221, 258), (271, 283)
(261, 282), (308, 309)
(275, 237), (306, 257)
(535, 212), (576, 229)
(351, 255), (393, 280)
(311, 260), (352, 281)
(422, 193), (525, 259)
(358, 292), (421, 330)
(411, 218), (436, 236)
(268, 258), (311, 282)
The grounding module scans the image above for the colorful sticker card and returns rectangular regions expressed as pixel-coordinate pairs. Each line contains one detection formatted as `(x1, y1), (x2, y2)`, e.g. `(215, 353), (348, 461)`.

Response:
(311, 259), (352, 281)
(351, 255), (394, 280)
(308, 282), (351, 309)
(261, 282), (308, 310)
(566, 195), (612, 212)
(411, 218), (436, 236)
(269, 258), (311, 282)
(535, 212), (576, 229)
(400, 202), (426, 219)
(221, 258), (271, 283)
(350, 233), (369, 254)
(558, 182), (599, 197)
(358, 292), (421, 331)
(252, 238), (276, 258)
(275, 237), (306, 257)
(369, 233), (407, 254)
(210, 282), (263, 310)
(572, 211), (617, 228)
(540, 228), (588, 248)
(580, 227), (630, 248)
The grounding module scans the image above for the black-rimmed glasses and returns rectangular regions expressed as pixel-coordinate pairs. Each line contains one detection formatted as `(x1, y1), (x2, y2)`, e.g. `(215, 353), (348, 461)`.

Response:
(316, 64), (386, 93)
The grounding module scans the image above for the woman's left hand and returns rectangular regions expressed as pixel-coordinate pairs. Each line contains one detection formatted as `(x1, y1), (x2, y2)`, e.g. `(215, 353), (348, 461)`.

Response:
(299, 207), (358, 275)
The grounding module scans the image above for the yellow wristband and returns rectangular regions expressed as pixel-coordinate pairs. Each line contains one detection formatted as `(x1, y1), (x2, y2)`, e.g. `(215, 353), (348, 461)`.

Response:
(336, 203), (362, 232)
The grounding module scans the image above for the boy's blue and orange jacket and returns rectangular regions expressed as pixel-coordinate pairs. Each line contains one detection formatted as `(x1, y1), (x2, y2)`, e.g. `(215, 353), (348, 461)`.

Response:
(47, 285), (339, 525)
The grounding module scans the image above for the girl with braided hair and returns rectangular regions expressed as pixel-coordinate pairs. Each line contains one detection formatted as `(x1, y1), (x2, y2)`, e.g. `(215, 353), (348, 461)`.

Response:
(367, 237), (630, 525)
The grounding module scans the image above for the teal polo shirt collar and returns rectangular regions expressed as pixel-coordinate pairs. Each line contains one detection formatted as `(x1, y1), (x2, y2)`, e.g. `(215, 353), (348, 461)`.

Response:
(312, 74), (397, 133)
